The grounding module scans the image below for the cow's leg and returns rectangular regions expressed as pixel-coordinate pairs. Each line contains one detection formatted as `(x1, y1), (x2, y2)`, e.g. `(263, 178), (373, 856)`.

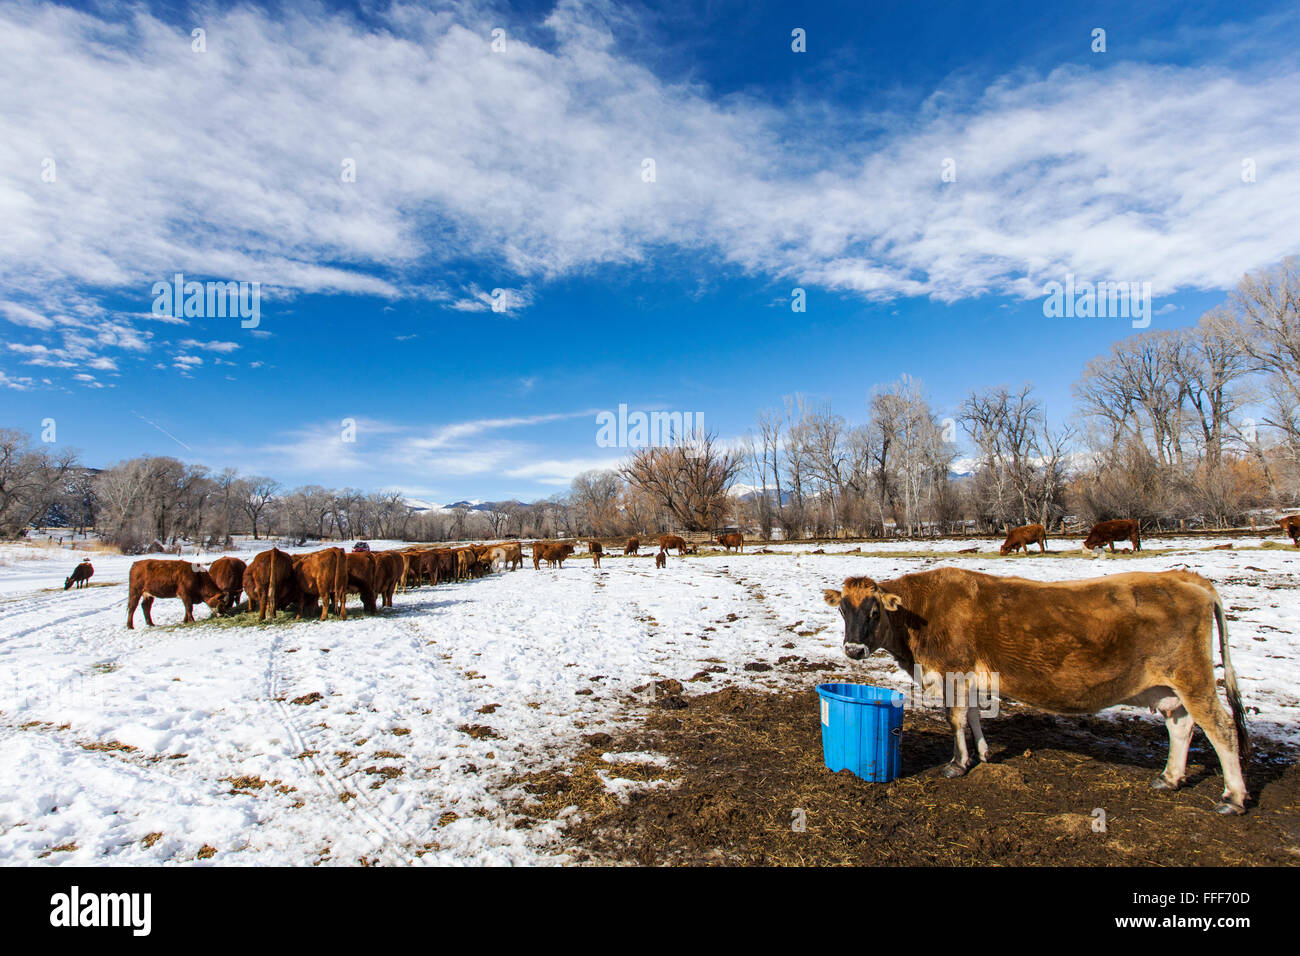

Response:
(944, 705), (972, 777)
(127, 591), (139, 629)
(968, 707), (992, 763)
(182, 599), (194, 623)
(1151, 697), (1194, 791)
(142, 596), (155, 626)
(1177, 685), (1248, 814)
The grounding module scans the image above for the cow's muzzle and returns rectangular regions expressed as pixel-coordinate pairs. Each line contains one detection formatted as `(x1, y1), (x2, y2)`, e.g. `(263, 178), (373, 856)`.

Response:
(844, 642), (867, 661)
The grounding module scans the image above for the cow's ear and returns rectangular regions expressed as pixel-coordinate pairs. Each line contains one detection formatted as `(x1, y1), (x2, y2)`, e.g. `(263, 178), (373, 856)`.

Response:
(823, 589), (842, 607)
(877, 591), (902, 611)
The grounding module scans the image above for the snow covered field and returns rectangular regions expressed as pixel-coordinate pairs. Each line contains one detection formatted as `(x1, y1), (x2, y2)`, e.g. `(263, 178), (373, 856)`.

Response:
(1, 537), (1296, 866)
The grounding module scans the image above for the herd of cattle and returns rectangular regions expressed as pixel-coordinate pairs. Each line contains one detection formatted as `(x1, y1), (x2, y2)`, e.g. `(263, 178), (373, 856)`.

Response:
(116, 533), (737, 629)
(54, 517), (1297, 629)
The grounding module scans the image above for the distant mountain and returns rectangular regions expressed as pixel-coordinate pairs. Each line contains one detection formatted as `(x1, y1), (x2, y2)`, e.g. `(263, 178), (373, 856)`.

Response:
(401, 497), (519, 515)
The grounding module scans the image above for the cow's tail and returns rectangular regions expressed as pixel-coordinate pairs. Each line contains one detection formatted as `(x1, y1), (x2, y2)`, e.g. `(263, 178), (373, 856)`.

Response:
(335, 548), (348, 619)
(267, 547), (279, 620)
(1212, 592), (1250, 764)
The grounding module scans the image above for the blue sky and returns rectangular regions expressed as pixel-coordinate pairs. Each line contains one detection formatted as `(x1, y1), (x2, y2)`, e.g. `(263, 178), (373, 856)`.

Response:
(1, 0), (1296, 501)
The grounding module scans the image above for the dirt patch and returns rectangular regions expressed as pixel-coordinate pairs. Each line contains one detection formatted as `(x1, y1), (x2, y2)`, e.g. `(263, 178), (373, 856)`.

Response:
(459, 723), (503, 740)
(509, 684), (1300, 866)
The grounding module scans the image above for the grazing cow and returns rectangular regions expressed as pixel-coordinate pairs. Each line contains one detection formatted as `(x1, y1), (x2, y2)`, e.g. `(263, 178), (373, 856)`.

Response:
(823, 567), (1249, 814)
(208, 556), (247, 611)
(294, 547), (350, 621)
(64, 559), (93, 590)
(245, 548), (298, 621)
(655, 550), (666, 569)
(624, 537), (640, 556)
(452, 546), (479, 580)
(1278, 514), (1300, 547)
(1083, 518), (1141, 553)
(1000, 523), (1046, 556)
(433, 549), (457, 583)
(345, 551), (380, 614)
(126, 559), (224, 628)
(714, 532), (744, 553)
(658, 534), (687, 555)
(588, 540), (603, 568)
(374, 551), (404, 607)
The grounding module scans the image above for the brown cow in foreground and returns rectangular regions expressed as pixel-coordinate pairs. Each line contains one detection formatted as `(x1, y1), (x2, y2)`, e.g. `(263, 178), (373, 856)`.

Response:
(245, 548), (297, 621)
(655, 550), (666, 568)
(1278, 514), (1300, 546)
(127, 559), (224, 628)
(824, 567), (1249, 814)
(1000, 523), (1046, 556)
(714, 532), (744, 553)
(658, 534), (687, 555)
(208, 556), (246, 611)
(1083, 518), (1141, 553)
(588, 540), (603, 568)
(64, 559), (93, 590)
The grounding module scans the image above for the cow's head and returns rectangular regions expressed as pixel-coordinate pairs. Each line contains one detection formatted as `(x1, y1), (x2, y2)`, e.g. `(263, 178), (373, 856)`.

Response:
(998, 542), (1012, 556)
(196, 571), (226, 613)
(822, 577), (902, 660)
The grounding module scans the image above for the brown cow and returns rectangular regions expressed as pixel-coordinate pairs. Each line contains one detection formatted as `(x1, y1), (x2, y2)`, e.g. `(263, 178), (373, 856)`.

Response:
(824, 567), (1249, 813)
(502, 541), (524, 570)
(345, 551), (380, 614)
(1083, 518), (1141, 553)
(486, 542), (522, 572)
(1000, 523), (1046, 556)
(126, 559), (224, 628)
(64, 559), (93, 590)
(208, 556), (247, 611)
(655, 550), (666, 569)
(374, 551), (404, 607)
(714, 532), (744, 553)
(294, 547), (349, 621)
(536, 543), (576, 569)
(588, 540), (603, 568)
(624, 537), (640, 556)
(1278, 514), (1300, 547)
(658, 534), (687, 555)
(245, 548), (298, 621)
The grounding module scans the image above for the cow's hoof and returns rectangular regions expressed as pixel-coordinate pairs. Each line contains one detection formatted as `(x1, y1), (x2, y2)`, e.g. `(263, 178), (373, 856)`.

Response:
(942, 761), (969, 778)
(1150, 775), (1180, 791)
(1214, 801), (1246, 816)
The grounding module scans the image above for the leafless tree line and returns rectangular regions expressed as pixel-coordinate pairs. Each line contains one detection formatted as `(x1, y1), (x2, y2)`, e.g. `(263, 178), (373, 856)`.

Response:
(4, 259), (1297, 545)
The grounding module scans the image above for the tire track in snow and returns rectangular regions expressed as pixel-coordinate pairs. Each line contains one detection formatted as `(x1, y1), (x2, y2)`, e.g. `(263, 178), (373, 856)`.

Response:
(262, 625), (426, 866)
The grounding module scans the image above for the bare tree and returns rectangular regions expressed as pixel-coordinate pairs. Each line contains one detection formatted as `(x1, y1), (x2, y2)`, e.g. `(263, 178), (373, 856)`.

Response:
(620, 432), (742, 532)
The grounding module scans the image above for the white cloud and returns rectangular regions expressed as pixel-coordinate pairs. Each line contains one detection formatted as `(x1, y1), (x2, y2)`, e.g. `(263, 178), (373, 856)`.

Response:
(179, 338), (241, 353)
(414, 410), (596, 450)
(1, 0), (1295, 330)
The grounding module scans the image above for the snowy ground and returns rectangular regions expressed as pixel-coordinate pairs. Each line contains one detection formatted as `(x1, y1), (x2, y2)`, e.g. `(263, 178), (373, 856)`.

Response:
(1, 536), (1296, 866)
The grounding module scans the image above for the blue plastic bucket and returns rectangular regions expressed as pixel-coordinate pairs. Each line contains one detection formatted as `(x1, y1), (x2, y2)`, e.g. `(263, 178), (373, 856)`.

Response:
(816, 683), (905, 782)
